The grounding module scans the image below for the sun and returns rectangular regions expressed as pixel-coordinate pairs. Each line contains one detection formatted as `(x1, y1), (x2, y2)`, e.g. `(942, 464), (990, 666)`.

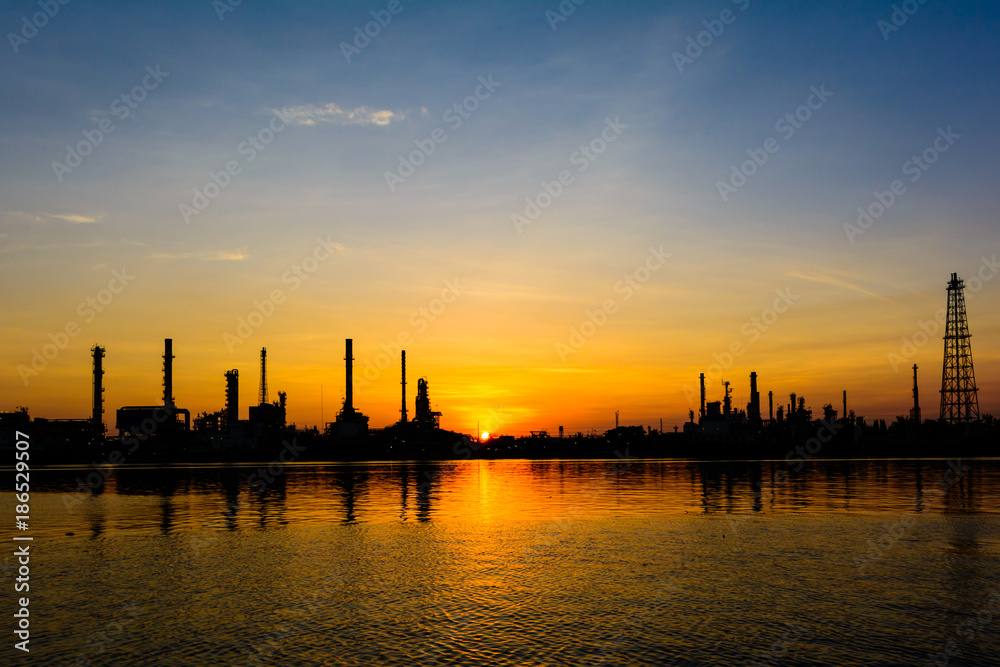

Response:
(481, 432), (490, 441)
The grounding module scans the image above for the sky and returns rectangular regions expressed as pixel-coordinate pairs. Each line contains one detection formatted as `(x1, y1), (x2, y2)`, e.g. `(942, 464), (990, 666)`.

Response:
(1, 0), (999, 435)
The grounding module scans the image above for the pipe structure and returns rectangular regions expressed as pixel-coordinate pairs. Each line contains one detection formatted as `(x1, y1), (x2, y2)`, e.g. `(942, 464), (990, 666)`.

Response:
(92, 345), (105, 432)
(259, 348), (268, 405)
(163, 338), (174, 407)
(225, 369), (239, 425)
(400, 350), (408, 423)
(699, 373), (706, 419)
(345, 339), (354, 412)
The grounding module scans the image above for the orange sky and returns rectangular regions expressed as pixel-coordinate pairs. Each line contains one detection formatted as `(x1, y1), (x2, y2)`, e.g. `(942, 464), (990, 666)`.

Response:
(3, 233), (998, 435)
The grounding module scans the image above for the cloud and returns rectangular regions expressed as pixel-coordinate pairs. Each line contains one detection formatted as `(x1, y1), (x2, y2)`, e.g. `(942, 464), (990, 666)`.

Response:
(49, 213), (99, 224)
(272, 103), (404, 127)
(148, 247), (249, 261)
(0, 211), (101, 224)
(787, 270), (892, 302)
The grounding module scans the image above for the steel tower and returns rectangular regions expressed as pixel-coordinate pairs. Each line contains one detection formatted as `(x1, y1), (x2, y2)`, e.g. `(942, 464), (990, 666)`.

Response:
(939, 273), (979, 423)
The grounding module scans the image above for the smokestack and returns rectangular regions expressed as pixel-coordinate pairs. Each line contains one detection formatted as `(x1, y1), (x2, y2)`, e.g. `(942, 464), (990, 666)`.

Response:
(345, 338), (354, 412)
(699, 373), (706, 419)
(225, 369), (239, 425)
(259, 348), (268, 405)
(912, 365), (921, 423)
(842, 390), (847, 423)
(400, 350), (407, 423)
(749, 371), (760, 421)
(163, 338), (174, 407)
(768, 391), (774, 422)
(92, 345), (105, 432)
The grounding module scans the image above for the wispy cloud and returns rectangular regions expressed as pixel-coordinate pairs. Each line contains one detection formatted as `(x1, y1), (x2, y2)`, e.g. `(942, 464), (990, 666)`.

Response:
(149, 247), (249, 261)
(272, 103), (404, 127)
(787, 271), (892, 302)
(0, 211), (101, 224)
(49, 213), (99, 224)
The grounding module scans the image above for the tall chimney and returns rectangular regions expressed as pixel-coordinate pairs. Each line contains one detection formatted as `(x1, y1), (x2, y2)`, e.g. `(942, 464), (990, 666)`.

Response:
(912, 365), (921, 423)
(842, 390), (847, 423)
(92, 345), (105, 432)
(400, 350), (407, 423)
(699, 373), (706, 419)
(749, 371), (760, 422)
(163, 338), (174, 407)
(768, 390), (774, 422)
(259, 348), (268, 405)
(225, 369), (239, 426)
(344, 338), (354, 412)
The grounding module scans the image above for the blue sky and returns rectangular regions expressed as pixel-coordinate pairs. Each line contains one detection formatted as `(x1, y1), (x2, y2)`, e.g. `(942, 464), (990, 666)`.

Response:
(2, 0), (998, 430)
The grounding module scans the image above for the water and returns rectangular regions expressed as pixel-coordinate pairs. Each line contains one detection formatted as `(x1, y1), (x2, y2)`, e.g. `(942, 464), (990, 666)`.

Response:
(6, 458), (1000, 666)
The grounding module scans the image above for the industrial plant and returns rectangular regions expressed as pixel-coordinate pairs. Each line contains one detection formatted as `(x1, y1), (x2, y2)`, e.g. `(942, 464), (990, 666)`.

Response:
(2, 271), (996, 461)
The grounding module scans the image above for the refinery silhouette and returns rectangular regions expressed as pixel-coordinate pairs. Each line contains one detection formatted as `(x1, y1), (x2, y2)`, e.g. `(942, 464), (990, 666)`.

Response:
(3, 272), (996, 462)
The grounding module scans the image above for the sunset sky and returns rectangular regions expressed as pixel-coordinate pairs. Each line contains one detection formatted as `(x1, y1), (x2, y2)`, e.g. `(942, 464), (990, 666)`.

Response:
(2, 0), (998, 435)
